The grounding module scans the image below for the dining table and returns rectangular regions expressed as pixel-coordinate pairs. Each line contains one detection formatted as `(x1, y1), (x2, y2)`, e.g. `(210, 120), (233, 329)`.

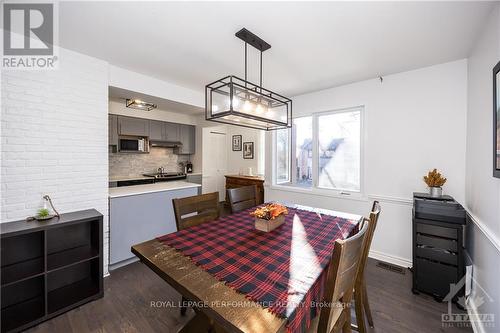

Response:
(131, 203), (363, 333)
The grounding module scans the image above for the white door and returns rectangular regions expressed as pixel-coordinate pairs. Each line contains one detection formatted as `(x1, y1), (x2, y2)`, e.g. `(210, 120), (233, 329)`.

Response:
(202, 128), (227, 201)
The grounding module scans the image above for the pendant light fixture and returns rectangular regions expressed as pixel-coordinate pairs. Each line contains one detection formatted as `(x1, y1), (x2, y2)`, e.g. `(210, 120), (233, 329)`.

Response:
(205, 28), (292, 130)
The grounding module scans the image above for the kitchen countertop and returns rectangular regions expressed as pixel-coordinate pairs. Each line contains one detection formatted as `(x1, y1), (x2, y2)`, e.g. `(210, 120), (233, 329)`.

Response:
(109, 176), (153, 182)
(109, 181), (201, 199)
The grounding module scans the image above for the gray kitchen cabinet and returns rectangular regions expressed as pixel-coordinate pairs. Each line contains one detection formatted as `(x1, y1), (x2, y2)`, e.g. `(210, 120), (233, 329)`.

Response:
(118, 116), (150, 137)
(109, 186), (199, 269)
(149, 120), (165, 141)
(164, 122), (180, 141)
(108, 114), (118, 146)
(176, 124), (195, 154)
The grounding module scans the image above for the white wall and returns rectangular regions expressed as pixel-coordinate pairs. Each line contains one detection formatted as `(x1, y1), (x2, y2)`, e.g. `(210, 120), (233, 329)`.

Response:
(226, 126), (264, 176)
(1, 48), (109, 272)
(465, 4), (500, 333)
(265, 59), (468, 266)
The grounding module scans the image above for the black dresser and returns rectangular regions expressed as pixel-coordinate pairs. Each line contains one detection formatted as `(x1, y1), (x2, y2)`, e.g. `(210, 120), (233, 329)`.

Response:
(412, 192), (466, 303)
(1, 209), (103, 333)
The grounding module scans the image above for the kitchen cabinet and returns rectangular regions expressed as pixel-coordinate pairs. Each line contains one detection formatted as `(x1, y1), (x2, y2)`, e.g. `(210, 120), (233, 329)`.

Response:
(108, 115), (118, 146)
(164, 122), (180, 141)
(149, 120), (165, 141)
(176, 124), (195, 154)
(149, 120), (180, 142)
(118, 116), (149, 137)
(109, 186), (199, 270)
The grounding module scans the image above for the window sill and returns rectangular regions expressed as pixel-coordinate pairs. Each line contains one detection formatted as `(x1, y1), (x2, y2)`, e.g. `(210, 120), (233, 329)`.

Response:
(266, 184), (368, 203)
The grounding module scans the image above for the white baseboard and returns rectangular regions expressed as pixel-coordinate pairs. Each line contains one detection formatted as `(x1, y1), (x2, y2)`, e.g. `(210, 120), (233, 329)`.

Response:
(467, 296), (486, 333)
(369, 249), (412, 268)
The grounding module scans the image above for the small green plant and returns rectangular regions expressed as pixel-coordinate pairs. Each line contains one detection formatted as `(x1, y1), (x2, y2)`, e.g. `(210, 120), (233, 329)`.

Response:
(37, 208), (50, 218)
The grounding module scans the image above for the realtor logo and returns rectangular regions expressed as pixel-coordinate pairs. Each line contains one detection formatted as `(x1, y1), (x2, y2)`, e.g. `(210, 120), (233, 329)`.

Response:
(2, 2), (58, 69)
(442, 274), (495, 329)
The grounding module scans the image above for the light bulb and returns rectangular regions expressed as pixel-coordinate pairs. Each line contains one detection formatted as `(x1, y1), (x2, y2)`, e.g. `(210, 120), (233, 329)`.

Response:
(255, 104), (266, 114)
(243, 100), (253, 112)
(212, 105), (219, 112)
(267, 109), (275, 117)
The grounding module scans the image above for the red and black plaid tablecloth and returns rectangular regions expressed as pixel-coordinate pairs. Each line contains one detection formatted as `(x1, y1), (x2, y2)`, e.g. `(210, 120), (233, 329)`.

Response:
(157, 204), (360, 333)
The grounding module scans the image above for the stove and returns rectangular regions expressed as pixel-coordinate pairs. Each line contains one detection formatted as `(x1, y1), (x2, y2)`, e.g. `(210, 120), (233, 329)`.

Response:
(143, 172), (187, 181)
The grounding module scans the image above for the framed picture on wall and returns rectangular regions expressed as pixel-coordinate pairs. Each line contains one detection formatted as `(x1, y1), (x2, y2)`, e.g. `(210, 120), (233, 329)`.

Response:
(232, 135), (242, 151)
(243, 142), (254, 159)
(494, 60), (500, 178)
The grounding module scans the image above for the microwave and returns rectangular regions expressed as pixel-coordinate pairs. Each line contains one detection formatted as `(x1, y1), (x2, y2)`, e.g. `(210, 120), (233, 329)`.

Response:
(119, 137), (147, 152)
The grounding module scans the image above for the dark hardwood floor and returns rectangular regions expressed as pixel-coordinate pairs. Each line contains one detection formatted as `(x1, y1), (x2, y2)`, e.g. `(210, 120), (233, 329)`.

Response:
(27, 257), (472, 333)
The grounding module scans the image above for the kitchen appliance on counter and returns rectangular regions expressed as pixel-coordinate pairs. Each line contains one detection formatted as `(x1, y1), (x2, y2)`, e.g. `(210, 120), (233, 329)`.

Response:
(143, 171), (187, 181)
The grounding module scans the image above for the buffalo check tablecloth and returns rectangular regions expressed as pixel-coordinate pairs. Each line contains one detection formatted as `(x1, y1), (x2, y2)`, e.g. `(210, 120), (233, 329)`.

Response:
(157, 204), (361, 333)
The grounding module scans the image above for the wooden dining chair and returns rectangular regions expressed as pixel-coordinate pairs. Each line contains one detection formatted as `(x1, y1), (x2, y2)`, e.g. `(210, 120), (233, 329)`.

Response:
(308, 221), (369, 333)
(227, 185), (257, 213)
(172, 192), (220, 316)
(172, 192), (220, 231)
(353, 201), (381, 333)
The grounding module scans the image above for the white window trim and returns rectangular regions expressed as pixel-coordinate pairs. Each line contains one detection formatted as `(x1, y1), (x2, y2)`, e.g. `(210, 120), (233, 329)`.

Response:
(272, 105), (365, 198)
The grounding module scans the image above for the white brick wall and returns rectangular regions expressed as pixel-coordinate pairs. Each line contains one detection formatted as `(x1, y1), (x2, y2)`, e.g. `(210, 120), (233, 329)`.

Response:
(1, 48), (110, 274)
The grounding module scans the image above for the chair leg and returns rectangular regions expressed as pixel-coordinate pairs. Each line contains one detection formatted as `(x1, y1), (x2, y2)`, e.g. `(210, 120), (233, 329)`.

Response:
(354, 289), (366, 333)
(362, 283), (374, 328)
(180, 296), (188, 316)
(342, 310), (352, 333)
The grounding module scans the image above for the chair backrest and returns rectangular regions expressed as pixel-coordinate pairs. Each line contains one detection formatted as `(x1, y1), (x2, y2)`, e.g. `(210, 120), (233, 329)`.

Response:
(227, 185), (257, 213)
(356, 201), (381, 284)
(172, 192), (220, 231)
(317, 221), (369, 333)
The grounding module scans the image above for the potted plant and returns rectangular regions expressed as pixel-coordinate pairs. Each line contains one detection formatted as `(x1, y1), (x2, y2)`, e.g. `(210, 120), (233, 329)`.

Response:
(250, 203), (288, 232)
(423, 169), (447, 198)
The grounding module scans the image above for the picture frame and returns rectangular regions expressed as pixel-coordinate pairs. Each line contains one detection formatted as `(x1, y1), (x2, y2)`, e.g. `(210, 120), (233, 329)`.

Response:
(494, 60), (500, 178)
(243, 142), (254, 159)
(232, 135), (242, 151)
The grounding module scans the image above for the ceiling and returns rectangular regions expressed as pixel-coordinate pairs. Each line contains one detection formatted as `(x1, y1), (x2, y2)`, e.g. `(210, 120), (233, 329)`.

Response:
(60, 1), (494, 97)
(109, 87), (204, 115)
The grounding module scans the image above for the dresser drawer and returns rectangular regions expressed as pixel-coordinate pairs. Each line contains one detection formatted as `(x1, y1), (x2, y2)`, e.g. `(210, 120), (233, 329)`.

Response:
(416, 246), (457, 265)
(416, 222), (457, 240)
(415, 258), (458, 297)
(416, 234), (457, 252)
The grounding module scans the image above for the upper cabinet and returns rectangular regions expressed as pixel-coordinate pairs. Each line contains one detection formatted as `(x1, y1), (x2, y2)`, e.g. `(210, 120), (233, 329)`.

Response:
(149, 120), (180, 142)
(110, 115), (195, 155)
(149, 120), (166, 141)
(164, 122), (180, 142)
(176, 124), (195, 155)
(118, 116), (149, 137)
(109, 115), (118, 146)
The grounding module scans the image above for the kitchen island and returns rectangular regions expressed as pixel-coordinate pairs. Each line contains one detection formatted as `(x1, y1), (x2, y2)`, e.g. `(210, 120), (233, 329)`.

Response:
(109, 181), (201, 270)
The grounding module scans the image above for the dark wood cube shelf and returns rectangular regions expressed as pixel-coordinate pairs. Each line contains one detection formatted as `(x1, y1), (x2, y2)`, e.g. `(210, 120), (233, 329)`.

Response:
(1, 209), (103, 333)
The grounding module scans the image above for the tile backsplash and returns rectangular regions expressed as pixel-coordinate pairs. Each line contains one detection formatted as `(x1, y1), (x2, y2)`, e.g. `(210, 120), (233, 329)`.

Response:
(109, 147), (188, 179)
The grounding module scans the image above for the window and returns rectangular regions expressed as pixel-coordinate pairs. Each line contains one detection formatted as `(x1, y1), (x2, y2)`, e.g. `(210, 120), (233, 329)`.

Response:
(274, 107), (362, 193)
(276, 128), (290, 184)
(293, 117), (313, 187)
(318, 111), (360, 191)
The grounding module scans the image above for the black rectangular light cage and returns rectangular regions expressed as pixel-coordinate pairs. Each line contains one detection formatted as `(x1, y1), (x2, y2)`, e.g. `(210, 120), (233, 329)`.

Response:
(205, 76), (292, 130)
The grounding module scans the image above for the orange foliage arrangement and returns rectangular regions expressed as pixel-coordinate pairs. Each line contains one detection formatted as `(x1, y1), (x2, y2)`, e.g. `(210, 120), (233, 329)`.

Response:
(423, 169), (447, 187)
(251, 203), (288, 221)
